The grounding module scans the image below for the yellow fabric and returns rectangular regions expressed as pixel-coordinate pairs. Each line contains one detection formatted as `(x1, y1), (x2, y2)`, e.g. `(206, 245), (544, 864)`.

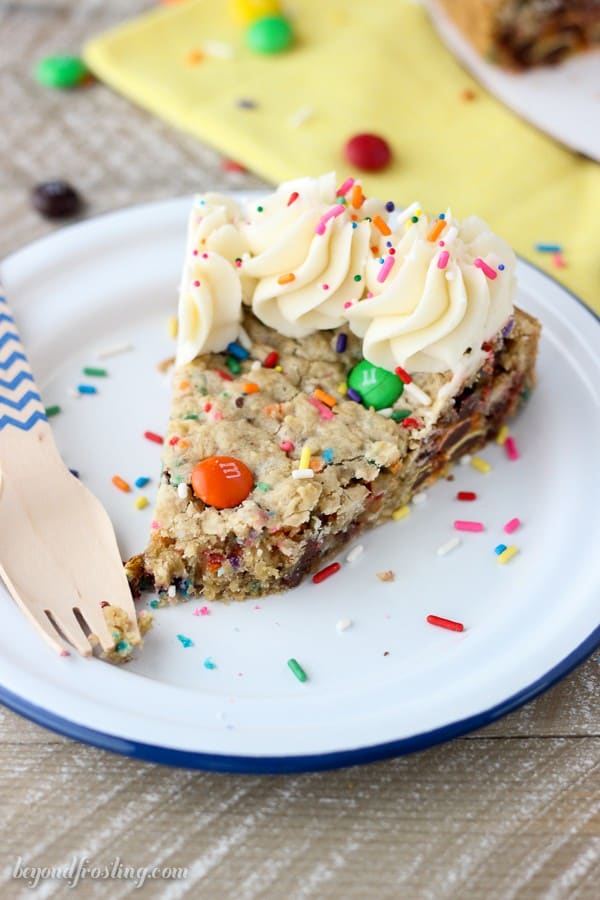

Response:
(84, 0), (599, 309)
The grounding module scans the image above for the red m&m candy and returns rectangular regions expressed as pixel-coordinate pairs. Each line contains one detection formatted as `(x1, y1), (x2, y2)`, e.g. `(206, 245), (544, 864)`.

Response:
(344, 133), (392, 172)
(191, 456), (254, 508)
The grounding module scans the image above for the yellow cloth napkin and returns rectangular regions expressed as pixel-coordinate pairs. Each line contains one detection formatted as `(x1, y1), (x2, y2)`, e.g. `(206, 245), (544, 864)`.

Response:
(84, 0), (599, 309)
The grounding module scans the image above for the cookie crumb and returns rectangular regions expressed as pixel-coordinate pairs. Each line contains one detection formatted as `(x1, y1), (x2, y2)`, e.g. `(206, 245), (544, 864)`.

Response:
(376, 570), (394, 582)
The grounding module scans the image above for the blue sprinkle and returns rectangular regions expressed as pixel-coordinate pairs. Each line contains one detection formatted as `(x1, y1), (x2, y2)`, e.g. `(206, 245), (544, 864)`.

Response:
(226, 341), (249, 360)
(385, 201), (395, 212)
(379, 257), (385, 264)
(149, 599), (159, 609)
(135, 476), (150, 488)
(494, 544), (507, 555)
(335, 333), (347, 353)
(534, 243), (561, 253)
(69, 469), (79, 479)
(177, 634), (194, 648)
(439, 213), (446, 220)
(203, 657), (217, 670)
(386, 240), (392, 248)
(77, 384), (96, 394)
(322, 448), (334, 464)
(347, 387), (362, 403)
(351, 222), (358, 229)
(498, 264), (505, 271)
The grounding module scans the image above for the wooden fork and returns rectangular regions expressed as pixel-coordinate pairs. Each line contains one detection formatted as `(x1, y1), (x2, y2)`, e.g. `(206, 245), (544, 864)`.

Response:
(0, 286), (141, 658)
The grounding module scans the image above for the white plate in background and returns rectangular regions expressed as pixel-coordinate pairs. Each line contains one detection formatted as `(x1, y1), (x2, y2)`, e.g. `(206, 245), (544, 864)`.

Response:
(425, 0), (600, 161)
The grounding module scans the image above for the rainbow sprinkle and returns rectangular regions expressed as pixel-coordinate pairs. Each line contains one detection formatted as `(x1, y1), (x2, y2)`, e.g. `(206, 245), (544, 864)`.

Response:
(497, 545), (519, 564)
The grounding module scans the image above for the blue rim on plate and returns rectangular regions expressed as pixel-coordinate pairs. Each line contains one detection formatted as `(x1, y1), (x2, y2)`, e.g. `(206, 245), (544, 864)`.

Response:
(1, 212), (599, 774)
(1, 627), (598, 773)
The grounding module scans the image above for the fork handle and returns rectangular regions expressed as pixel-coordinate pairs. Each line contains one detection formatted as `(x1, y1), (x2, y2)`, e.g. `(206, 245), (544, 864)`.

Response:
(0, 289), (49, 444)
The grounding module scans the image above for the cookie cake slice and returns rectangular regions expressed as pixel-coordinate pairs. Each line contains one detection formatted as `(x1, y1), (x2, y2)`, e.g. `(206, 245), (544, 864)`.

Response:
(128, 174), (540, 603)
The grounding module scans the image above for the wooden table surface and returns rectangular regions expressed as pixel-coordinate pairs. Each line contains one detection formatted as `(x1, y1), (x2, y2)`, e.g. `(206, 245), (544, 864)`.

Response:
(0, 3), (598, 897)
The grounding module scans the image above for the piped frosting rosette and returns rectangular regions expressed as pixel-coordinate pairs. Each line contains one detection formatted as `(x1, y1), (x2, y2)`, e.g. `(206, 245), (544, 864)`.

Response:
(348, 204), (516, 379)
(240, 173), (392, 338)
(176, 249), (243, 365)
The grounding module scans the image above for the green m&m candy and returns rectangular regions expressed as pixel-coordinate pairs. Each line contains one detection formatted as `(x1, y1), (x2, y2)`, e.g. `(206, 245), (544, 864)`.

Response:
(245, 15), (294, 54)
(348, 360), (404, 411)
(35, 55), (88, 89)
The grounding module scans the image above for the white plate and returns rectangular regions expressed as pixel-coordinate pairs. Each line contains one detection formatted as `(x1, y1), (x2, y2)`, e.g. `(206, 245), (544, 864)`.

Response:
(425, 0), (600, 161)
(0, 196), (599, 773)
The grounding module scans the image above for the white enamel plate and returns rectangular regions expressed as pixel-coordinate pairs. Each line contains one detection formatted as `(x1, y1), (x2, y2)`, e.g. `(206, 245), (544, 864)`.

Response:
(0, 197), (599, 773)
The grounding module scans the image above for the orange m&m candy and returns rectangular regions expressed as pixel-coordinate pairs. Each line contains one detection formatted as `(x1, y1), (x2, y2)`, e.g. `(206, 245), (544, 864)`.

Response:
(191, 455), (254, 509)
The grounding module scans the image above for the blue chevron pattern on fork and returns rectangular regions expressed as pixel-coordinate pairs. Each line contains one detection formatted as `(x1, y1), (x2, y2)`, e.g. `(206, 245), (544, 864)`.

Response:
(0, 294), (46, 432)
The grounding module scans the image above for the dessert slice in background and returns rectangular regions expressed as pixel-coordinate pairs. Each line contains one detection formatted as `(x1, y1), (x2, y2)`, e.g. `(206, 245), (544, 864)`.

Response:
(127, 176), (540, 603)
(436, 0), (600, 69)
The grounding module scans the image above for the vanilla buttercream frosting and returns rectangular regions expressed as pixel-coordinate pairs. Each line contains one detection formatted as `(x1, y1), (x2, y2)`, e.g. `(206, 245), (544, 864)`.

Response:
(176, 249), (243, 365)
(348, 204), (516, 378)
(240, 173), (391, 337)
(176, 179), (516, 379)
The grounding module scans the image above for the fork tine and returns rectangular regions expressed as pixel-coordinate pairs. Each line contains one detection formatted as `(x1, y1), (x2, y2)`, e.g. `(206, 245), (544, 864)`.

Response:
(73, 601), (118, 654)
(0, 581), (68, 656)
(44, 610), (93, 658)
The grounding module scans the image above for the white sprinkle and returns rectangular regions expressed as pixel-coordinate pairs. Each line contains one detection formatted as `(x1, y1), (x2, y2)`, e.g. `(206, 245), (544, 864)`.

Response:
(377, 407), (393, 417)
(336, 618), (353, 632)
(346, 544), (364, 563)
(437, 536), (462, 556)
(177, 483), (190, 499)
(445, 271), (456, 281)
(460, 454), (472, 466)
(395, 201), (421, 228)
(97, 341), (133, 359)
(292, 469), (314, 479)
(203, 40), (234, 59)
(237, 326), (252, 350)
(288, 105), (314, 128)
(167, 585), (177, 598)
(412, 491), (427, 505)
(404, 381), (431, 407)
(250, 360), (262, 371)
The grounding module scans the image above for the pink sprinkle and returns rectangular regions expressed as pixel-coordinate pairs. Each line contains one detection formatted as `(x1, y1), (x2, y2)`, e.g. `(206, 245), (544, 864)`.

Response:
(60, 649), (70, 657)
(193, 280), (200, 287)
(366, 291), (373, 298)
(439, 241), (445, 247)
(504, 517), (521, 534)
(202, 253), (209, 258)
(337, 177), (355, 195)
(377, 255), (395, 283)
(213, 409), (223, 421)
(309, 397), (334, 420)
(280, 440), (294, 453)
(474, 258), (497, 280)
(438, 250), (450, 269)
(454, 520), (485, 532)
(322, 283), (329, 290)
(151, 520), (160, 530)
(505, 436), (519, 460)
(235, 259), (242, 267)
(343, 301), (353, 309)
(315, 204), (345, 235)
(552, 253), (566, 269)
(193, 250), (198, 256)
(193, 605), (211, 616)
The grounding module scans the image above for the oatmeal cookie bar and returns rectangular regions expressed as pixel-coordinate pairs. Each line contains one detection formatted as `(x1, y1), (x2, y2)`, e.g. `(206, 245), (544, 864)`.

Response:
(130, 307), (540, 603)
(436, 0), (600, 68)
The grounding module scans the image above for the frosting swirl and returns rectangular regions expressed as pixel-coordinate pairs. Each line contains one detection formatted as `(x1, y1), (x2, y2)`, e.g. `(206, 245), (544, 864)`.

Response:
(241, 174), (390, 338)
(348, 207), (515, 376)
(176, 250), (242, 365)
